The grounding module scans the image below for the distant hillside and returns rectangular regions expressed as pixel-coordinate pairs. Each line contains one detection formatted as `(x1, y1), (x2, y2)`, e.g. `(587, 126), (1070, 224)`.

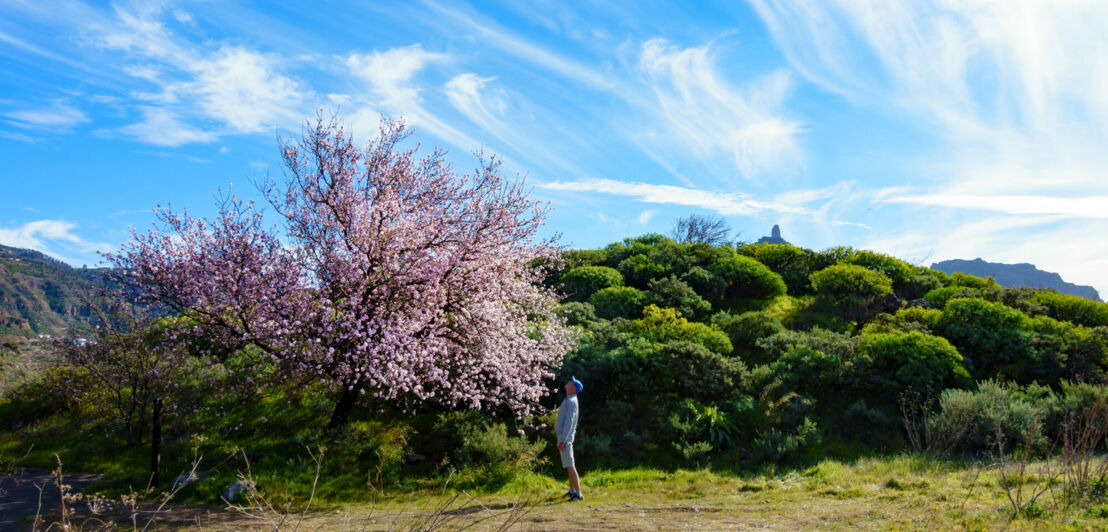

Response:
(930, 258), (1101, 302)
(0, 245), (106, 339)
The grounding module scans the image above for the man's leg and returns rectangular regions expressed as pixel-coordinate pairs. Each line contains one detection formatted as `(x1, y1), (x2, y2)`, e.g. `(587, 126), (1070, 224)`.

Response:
(567, 466), (581, 494)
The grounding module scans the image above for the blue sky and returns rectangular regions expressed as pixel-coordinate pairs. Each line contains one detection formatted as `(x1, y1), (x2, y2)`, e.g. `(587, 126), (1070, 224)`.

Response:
(2, 1), (1107, 296)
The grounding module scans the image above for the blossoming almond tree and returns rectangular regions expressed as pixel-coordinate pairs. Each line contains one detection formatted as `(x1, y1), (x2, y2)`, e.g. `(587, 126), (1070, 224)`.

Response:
(107, 116), (574, 428)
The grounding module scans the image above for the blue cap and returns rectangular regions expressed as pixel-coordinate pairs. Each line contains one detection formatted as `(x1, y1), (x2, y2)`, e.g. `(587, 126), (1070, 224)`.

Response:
(571, 376), (583, 394)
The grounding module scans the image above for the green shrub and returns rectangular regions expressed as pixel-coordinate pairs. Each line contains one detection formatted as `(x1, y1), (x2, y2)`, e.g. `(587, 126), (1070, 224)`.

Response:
(675, 440), (713, 464)
(809, 264), (893, 324)
(756, 328), (857, 365)
(681, 266), (725, 301)
(736, 243), (815, 295)
(429, 411), (544, 489)
(557, 301), (600, 327)
(838, 399), (891, 445)
(617, 253), (670, 288)
(948, 272), (999, 290)
(623, 305), (732, 355)
(904, 270), (944, 301)
(603, 233), (672, 267)
(749, 418), (820, 464)
(853, 331), (972, 408)
(590, 286), (649, 320)
(1034, 291), (1108, 328)
(1002, 286), (1050, 316)
(647, 276), (711, 320)
(894, 307), (943, 332)
(1030, 315), (1108, 382)
(937, 298), (1041, 383)
(848, 250), (916, 295)
(560, 265), (624, 301)
(769, 345), (844, 405)
(929, 381), (1047, 455)
(562, 249), (608, 269)
(709, 255), (787, 302)
(652, 340), (747, 402)
(712, 310), (785, 363)
(923, 286), (988, 308)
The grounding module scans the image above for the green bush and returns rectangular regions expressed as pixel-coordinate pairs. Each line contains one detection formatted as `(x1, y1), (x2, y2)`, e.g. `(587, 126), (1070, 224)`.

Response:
(603, 234), (672, 266)
(557, 301), (600, 327)
(622, 305), (732, 355)
(937, 298), (1041, 383)
(1002, 286), (1050, 316)
(769, 345), (844, 406)
(560, 265), (624, 301)
(904, 270), (944, 301)
(894, 306), (943, 332)
(923, 286), (988, 308)
(654, 341), (747, 402)
(847, 250), (916, 295)
(1034, 291), (1108, 328)
(429, 411), (544, 489)
(681, 266), (725, 302)
(712, 311), (785, 363)
(590, 286), (649, 320)
(853, 331), (972, 408)
(562, 249), (608, 269)
(809, 264), (893, 324)
(749, 418), (820, 464)
(618, 253), (669, 287)
(709, 255), (787, 302)
(647, 276), (711, 320)
(1030, 315), (1108, 382)
(948, 272), (999, 290)
(756, 328), (857, 365)
(838, 399), (891, 445)
(929, 381), (1047, 455)
(735, 243), (815, 295)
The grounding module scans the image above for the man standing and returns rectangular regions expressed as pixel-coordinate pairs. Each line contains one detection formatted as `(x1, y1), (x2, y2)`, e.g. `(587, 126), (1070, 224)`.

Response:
(556, 376), (583, 502)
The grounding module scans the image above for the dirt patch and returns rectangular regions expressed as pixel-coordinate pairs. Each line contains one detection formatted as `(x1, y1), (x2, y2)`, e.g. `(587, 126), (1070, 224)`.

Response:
(0, 468), (102, 531)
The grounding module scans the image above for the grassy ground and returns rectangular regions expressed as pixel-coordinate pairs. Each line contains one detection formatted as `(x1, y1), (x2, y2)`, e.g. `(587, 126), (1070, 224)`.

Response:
(50, 455), (1102, 531)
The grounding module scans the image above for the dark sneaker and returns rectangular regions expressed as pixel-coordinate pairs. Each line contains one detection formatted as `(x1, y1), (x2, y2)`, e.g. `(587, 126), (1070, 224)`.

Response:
(568, 492), (584, 502)
(563, 490), (577, 499)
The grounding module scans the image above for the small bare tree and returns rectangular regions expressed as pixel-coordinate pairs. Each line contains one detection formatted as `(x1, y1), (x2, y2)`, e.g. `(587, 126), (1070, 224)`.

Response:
(670, 214), (733, 246)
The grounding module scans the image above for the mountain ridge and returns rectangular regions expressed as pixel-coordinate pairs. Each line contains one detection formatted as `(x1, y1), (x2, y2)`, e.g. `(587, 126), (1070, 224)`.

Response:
(930, 257), (1101, 302)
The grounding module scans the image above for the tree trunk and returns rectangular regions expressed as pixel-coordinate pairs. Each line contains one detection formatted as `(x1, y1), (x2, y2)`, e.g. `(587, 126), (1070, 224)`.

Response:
(327, 387), (359, 430)
(150, 398), (162, 487)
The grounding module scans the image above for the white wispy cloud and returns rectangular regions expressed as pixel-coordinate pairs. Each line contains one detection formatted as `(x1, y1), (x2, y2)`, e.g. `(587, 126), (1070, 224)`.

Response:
(97, 4), (307, 144)
(636, 209), (658, 225)
(0, 220), (112, 265)
(751, 0), (1108, 294)
(3, 102), (88, 131)
(542, 178), (813, 216)
(634, 38), (802, 180)
(117, 106), (215, 146)
(880, 191), (1108, 219)
(344, 44), (480, 150)
(421, 2), (615, 92)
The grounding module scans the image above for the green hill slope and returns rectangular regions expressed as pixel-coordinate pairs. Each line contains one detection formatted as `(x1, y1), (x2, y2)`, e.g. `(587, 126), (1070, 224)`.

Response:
(0, 244), (105, 340)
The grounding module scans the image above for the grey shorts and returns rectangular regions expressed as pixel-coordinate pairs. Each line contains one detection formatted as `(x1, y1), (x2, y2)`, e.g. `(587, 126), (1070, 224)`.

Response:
(559, 443), (575, 468)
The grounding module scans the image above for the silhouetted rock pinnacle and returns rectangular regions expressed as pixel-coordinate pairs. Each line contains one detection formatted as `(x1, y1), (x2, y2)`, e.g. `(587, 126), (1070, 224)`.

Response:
(930, 258), (1101, 302)
(755, 224), (790, 245)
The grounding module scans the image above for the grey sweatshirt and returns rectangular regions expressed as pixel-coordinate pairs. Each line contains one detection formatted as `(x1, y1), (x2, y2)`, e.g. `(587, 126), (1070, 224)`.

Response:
(555, 395), (579, 444)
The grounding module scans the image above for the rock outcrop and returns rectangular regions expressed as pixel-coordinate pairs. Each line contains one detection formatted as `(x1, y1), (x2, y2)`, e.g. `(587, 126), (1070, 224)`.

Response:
(754, 224), (790, 245)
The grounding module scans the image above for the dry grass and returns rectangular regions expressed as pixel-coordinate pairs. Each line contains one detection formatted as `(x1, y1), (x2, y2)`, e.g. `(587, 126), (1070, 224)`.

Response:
(22, 454), (1108, 531)
(181, 455), (1108, 531)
